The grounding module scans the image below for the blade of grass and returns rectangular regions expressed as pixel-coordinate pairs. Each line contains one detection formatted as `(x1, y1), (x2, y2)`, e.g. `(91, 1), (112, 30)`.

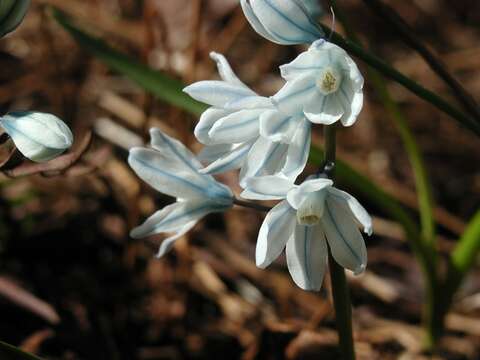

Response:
(427, 211), (480, 344)
(52, 9), (207, 116)
(0, 340), (44, 360)
(369, 72), (436, 244)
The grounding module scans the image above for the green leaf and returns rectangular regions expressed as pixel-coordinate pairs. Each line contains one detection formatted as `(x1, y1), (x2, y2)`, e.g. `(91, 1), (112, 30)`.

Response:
(52, 9), (207, 116)
(0, 340), (44, 360)
(444, 211), (480, 304)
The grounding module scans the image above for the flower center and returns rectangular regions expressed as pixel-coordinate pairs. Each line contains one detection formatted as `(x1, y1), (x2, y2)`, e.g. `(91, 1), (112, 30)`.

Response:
(316, 67), (342, 95)
(296, 190), (327, 226)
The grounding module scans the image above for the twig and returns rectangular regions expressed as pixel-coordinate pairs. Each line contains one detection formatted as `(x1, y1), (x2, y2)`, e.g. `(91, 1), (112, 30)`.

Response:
(2, 130), (93, 178)
(360, 0), (480, 123)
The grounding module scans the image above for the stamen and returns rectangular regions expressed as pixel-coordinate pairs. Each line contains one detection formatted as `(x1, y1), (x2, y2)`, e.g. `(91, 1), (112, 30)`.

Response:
(316, 67), (342, 95)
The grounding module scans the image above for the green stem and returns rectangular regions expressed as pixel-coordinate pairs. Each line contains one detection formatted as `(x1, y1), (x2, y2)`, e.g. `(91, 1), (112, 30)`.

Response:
(330, 1), (440, 349)
(329, 253), (356, 360)
(323, 125), (356, 360)
(319, 24), (480, 136)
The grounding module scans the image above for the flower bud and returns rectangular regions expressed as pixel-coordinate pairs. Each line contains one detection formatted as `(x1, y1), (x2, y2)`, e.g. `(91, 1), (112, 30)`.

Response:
(0, 111), (73, 162)
(240, 0), (324, 45)
(0, 0), (30, 37)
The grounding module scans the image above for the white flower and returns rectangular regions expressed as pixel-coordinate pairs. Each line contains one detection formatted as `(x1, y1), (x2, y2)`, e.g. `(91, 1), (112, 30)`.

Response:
(128, 128), (234, 257)
(243, 175), (372, 291)
(0, 111), (73, 162)
(183, 52), (310, 186)
(0, 0), (30, 37)
(240, 0), (324, 45)
(274, 40), (364, 126)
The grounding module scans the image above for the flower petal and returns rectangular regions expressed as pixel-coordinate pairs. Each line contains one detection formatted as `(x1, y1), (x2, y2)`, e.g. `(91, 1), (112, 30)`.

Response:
(272, 74), (316, 115)
(209, 52), (248, 88)
(130, 199), (231, 256)
(128, 147), (230, 201)
(241, 174), (294, 200)
(256, 200), (296, 268)
(240, 0), (279, 44)
(197, 143), (234, 164)
(322, 198), (368, 274)
(225, 95), (273, 110)
(194, 108), (232, 145)
(200, 141), (253, 175)
(208, 109), (262, 143)
(279, 49), (330, 81)
(239, 137), (288, 187)
(259, 110), (300, 143)
(249, 0), (323, 45)
(286, 224), (328, 291)
(130, 200), (210, 238)
(183, 81), (255, 107)
(327, 187), (373, 235)
(338, 86), (363, 127)
(286, 178), (333, 209)
(304, 93), (344, 124)
(281, 118), (311, 179)
(150, 128), (202, 170)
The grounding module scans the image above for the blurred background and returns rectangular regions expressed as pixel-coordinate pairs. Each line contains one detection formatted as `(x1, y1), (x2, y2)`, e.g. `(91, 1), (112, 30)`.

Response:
(0, 0), (479, 359)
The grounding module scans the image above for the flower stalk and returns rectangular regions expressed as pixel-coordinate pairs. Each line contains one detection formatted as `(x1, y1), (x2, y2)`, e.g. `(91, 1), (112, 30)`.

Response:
(323, 124), (355, 360)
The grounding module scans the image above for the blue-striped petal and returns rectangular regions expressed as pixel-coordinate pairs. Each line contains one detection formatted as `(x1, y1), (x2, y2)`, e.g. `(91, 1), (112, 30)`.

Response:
(130, 199), (232, 256)
(322, 197), (368, 275)
(150, 128), (202, 170)
(272, 74), (316, 115)
(183, 81), (255, 108)
(241, 174), (293, 200)
(259, 109), (300, 143)
(239, 137), (288, 188)
(281, 118), (311, 179)
(208, 109), (262, 143)
(128, 147), (232, 202)
(194, 108), (233, 145)
(200, 141), (253, 175)
(240, 0), (280, 44)
(256, 200), (296, 268)
(197, 143), (235, 164)
(286, 223), (328, 291)
(327, 187), (373, 235)
(304, 93), (344, 124)
(247, 0), (324, 45)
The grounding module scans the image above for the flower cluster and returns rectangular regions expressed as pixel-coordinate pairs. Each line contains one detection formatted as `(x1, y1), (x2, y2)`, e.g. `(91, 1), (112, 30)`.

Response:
(129, 0), (372, 291)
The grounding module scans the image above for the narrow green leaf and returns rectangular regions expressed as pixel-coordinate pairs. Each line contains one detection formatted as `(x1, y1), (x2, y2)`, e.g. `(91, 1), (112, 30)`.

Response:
(52, 9), (207, 116)
(0, 340), (44, 360)
(369, 72), (436, 244)
(445, 211), (480, 301)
